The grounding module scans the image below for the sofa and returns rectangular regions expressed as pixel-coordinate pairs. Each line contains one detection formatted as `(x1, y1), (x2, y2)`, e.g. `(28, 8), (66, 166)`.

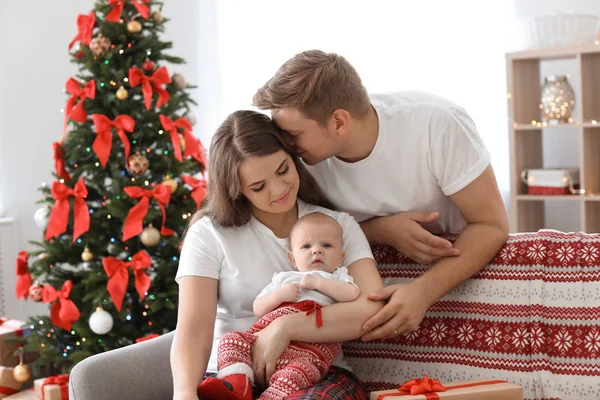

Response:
(69, 229), (600, 400)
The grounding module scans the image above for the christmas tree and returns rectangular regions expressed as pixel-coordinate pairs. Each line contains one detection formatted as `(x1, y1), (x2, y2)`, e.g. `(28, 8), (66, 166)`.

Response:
(14, 0), (207, 375)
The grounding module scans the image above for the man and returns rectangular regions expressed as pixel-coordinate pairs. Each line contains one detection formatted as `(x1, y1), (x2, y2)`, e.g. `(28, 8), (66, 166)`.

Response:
(253, 49), (509, 341)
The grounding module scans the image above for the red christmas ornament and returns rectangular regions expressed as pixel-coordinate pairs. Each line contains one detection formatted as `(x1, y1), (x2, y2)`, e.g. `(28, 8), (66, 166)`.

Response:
(29, 283), (43, 302)
(143, 59), (156, 72)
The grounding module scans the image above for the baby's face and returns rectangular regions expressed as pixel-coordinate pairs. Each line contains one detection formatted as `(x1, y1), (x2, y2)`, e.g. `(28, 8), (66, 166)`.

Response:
(289, 221), (344, 273)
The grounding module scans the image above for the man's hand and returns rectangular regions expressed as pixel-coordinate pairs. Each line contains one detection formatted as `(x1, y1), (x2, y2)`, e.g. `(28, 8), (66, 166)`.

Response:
(300, 274), (319, 291)
(360, 283), (432, 341)
(251, 319), (290, 390)
(383, 212), (460, 265)
(277, 283), (300, 303)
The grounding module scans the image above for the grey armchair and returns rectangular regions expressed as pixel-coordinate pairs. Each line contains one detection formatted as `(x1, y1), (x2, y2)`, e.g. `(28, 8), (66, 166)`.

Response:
(69, 331), (175, 400)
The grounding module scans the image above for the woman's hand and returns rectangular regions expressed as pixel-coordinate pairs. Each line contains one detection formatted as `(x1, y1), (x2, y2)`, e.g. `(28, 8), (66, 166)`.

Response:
(251, 318), (291, 389)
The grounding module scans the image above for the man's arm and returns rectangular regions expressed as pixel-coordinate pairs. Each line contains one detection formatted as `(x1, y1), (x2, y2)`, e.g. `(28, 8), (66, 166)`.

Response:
(361, 165), (509, 340)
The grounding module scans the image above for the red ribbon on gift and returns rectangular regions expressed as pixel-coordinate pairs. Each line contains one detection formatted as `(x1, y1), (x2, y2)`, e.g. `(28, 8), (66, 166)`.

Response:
(122, 184), (175, 241)
(92, 114), (135, 167)
(103, 250), (151, 312)
(0, 387), (19, 396)
(68, 12), (96, 50)
(135, 333), (160, 343)
(129, 66), (171, 110)
(182, 175), (207, 210)
(53, 142), (71, 181)
(41, 374), (69, 400)
(376, 375), (509, 400)
(42, 281), (80, 332)
(105, 0), (149, 22)
(15, 250), (31, 300)
(64, 78), (96, 133)
(159, 115), (196, 162)
(44, 178), (90, 242)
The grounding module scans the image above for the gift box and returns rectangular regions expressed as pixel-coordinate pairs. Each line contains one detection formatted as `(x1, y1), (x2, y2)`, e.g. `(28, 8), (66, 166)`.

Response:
(0, 367), (23, 399)
(0, 319), (28, 367)
(33, 375), (68, 400)
(369, 375), (522, 400)
(3, 390), (36, 400)
(520, 167), (580, 195)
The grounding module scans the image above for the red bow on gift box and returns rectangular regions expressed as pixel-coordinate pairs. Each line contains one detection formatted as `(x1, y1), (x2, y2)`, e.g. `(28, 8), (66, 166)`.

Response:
(53, 142), (71, 181)
(182, 176), (207, 210)
(122, 184), (175, 241)
(129, 67), (171, 110)
(64, 78), (96, 133)
(105, 0), (149, 22)
(103, 250), (151, 312)
(41, 374), (69, 400)
(159, 115), (198, 162)
(68, 12), (95, 50)
(15, 251), (31, 300)
(42, 281), (80, 332)
(44, 178), (90, 242)
(92, 114), (135, 167)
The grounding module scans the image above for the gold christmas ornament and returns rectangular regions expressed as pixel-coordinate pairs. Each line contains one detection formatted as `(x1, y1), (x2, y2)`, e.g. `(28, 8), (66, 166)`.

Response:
(12, 363), (30, 383)
(140, 224), (161, 247)
(162, 176), (178, 193)
(172, 73), (187, 90)
(126, 152), (149, 175)
(127, 20), (142, 33)
(116, 86), (129, 100)
(81, 247), (94, 262)
(90, 34), (111, 57)
(152, 10), (164, 23)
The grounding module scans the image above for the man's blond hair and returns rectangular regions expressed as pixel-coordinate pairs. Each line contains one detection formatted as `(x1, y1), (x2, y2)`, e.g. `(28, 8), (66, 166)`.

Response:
(253, 50), (371, 125)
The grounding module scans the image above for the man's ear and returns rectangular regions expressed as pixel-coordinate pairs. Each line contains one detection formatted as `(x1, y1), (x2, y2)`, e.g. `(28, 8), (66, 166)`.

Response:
(331, 109), (351, 137)
(287, 251), (296, 267)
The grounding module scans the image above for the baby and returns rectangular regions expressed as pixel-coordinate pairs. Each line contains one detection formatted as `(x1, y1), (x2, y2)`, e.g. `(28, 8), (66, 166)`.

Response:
(198, 212), (360, 400)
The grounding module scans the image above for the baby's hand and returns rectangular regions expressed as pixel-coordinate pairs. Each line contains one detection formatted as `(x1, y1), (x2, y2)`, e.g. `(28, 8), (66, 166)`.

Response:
(300, 274), (319, 291)
(279, 283), (300, 303)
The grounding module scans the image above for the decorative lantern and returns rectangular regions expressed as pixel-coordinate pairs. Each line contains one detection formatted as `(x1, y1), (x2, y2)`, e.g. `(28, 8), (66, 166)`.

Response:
(540, 75), (575, 125)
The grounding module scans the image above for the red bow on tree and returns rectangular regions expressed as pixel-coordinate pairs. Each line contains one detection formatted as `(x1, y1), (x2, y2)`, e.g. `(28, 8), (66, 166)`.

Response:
(53, 142), (71, 181)
(15, 251), (31, 300)
(91, 114), (136, 167)
(41, 375), (69, 400)
(159, 115), (198, 162)
(128, 67), (171, 110)
(42, 281), (80, 331)
(68, 12), (96, 50)
(64, 78), (96, 133)
(192, 138), (208, 168)
(105, 0), (150, 22)
(44, 178), (90, 242)
(122, 184), (175, 241)
(182, 175), (207, 210)
(399, 374), (447, 395)
(103, 250), (151, 312)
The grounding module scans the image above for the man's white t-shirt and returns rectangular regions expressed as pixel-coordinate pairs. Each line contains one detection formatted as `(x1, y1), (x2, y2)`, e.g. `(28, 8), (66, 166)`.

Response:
(257, 267), (358, 307)
(175, 199), (373, 373)
(305, 91), (491, 234)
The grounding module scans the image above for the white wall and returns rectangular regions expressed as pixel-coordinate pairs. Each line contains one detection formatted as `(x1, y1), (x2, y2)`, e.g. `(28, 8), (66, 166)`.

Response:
(0, 0), (204, 319)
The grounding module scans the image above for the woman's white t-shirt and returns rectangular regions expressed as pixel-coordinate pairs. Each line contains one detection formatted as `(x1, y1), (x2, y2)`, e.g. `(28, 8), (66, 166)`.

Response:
(175, 199), (374, 372)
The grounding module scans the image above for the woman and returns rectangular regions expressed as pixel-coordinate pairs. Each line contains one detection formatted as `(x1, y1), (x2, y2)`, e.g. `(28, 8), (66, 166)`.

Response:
(171, 110), (384, 400)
